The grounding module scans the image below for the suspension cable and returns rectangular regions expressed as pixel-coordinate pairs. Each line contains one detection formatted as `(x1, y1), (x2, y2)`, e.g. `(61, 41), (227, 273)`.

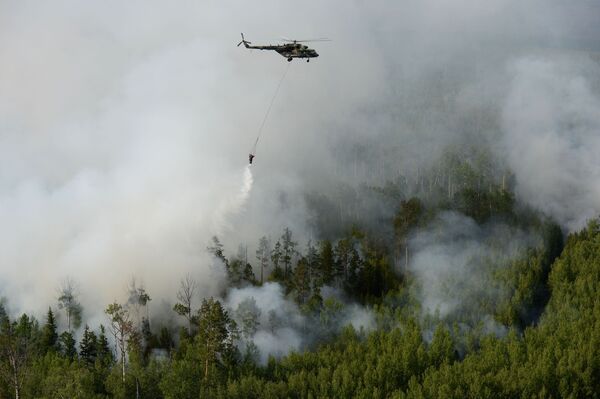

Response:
(251, 62), (291, 154)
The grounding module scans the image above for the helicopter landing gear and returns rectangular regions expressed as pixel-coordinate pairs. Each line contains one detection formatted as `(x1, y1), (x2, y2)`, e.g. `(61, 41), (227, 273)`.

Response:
(287, 57), (293, 62)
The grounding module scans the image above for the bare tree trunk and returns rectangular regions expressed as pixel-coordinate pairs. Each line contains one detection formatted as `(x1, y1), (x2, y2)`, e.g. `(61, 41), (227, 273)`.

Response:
(113, 329), (119, 364)
(121, 334), (126, 383)
(13, 364), (19, 399)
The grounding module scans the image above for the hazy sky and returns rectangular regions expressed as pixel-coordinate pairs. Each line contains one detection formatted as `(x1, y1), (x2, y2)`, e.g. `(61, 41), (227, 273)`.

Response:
(1, 1), (599, 320)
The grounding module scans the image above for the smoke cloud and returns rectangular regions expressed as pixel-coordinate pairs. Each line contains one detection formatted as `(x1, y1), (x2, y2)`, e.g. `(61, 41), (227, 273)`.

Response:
(0, 0), (599, 334)
(502, 56), (600, 231)
(408, 212), (540, 324)
(225, 282), (374, 363)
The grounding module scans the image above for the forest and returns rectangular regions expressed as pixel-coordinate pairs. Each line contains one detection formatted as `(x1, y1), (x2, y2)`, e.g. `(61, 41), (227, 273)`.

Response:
(1, 148), (598, 399)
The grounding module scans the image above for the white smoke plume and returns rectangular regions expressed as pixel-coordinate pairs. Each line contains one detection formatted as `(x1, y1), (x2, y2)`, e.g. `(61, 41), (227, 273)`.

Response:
(225, 283), (305, 363)
(502, 55), (600, 231)
(408, 212), (539, 323)
(224, 282), (374, 363)
(212, 166), (254, 235)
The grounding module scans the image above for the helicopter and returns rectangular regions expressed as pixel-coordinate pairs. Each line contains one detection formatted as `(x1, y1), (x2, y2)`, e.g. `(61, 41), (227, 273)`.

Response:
(237, 33), (329, 62)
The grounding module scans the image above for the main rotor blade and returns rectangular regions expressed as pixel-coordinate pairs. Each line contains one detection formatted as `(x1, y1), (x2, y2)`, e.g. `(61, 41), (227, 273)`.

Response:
(281, 37), (331, 43)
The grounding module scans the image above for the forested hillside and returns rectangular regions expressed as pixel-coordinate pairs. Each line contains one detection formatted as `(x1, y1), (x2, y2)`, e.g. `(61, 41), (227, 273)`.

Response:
(1, 148), (598, 398)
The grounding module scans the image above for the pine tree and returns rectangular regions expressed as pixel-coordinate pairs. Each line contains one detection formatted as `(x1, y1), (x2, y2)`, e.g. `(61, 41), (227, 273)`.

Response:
(60, 331), (77, 360)
(0, 310), (33, 399)
(40, 307), (59, 353)
(0, 304), (9, 332)
(271, 240), (284, 281)
(223, 245), (246, 287)
(243, 263), (256, 285)
(334, 238), (352, 284)
(79, 324), (97, 365)
(293, 257), (311, 304)
(96, 324), (112, 364)
(196, 298), (238, 382)
(141, 317), (153, 358)
(158, 326), (174, 354)
(281, 228), (297, 280)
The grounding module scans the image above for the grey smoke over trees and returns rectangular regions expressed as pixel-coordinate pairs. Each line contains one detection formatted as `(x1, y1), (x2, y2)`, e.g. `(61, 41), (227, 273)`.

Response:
(57, 279), (83, 332)
(0, 0), (598, 366)
(173, 275), (198, 334)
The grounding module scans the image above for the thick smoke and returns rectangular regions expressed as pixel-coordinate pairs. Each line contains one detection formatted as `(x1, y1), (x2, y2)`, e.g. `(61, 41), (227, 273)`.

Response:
(502, 56), (600, 231)
(0, 0), (599, 334)
(225, 283), (374, 363)
(408, 212), (540, 326)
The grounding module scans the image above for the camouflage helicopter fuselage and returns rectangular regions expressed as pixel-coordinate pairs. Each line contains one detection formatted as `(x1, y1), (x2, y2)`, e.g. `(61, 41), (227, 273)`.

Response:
(239, 36), (319, 62)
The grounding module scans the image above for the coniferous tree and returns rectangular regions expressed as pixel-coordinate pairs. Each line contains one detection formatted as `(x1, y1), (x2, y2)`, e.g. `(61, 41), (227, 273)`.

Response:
(141, 317), (153, 358)
(243, 263), (256, 285)
(293, 257), (311, 304)
(0, 312), (36, 399)
(228, 248), (244, 287)
(40, 307), (59, 354)
(59, 330), (77, 360)
(196, 298), (238, 382)
(280, 228), (297, 280)
(157, 326), (174, 355)
(334, 238), (352, 284)
(79, 324), (98, 365)
(270, 240), (284, 281)
(319, 240), (335, 285)
(96, 324), (113, 364)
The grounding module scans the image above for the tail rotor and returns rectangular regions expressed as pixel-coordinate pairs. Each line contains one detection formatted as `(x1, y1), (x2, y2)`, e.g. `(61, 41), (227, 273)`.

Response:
(237, 33), (251, 47)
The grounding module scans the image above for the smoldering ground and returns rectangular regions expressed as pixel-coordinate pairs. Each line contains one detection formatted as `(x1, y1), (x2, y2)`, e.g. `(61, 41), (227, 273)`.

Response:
(1, 0), (599, 349)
